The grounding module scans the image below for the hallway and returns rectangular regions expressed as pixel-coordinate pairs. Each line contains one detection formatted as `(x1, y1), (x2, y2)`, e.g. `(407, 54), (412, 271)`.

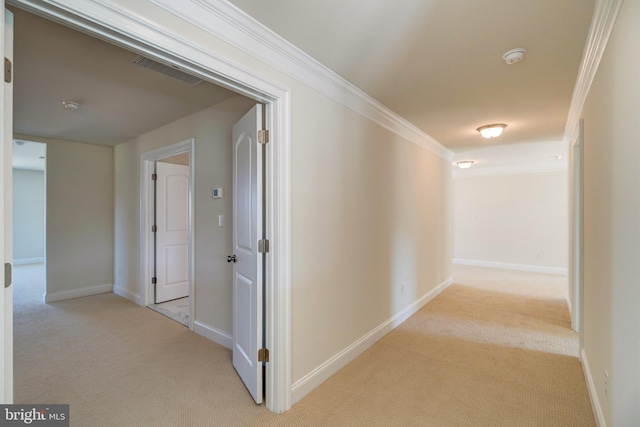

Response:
(273, 265), (593, 426)
(12, 264), (594, 426)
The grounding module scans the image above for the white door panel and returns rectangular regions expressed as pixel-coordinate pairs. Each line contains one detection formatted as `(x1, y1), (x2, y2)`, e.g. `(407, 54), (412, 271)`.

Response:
(232, 104), (263, 404)
(155, 162), (190, 303)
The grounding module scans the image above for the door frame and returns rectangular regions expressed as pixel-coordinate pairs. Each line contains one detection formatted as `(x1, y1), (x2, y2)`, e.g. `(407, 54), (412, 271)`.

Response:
(569, 119), (584, 339)
(1, 4), (13, 404)
(141, 139), (195, 327)
(11, 0), (292, 413)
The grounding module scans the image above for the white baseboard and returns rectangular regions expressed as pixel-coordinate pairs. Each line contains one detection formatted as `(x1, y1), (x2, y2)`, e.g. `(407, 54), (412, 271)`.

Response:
(452, 258), (568, 276)
(113, 286), (141, 305)
(194, 321), (232, 350)
(45, 283), (113, 303)
(291, 276), (454, 404)
(581, 348), (607, 427)
(13, 257), (44, 266)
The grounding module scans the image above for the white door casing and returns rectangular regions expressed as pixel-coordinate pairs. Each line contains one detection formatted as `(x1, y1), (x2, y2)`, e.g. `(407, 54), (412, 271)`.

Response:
(570, 119), (584, 338)
(1, 5), (13, 403)
(155, 162), (190, 304)
(139, 139), (194, 326)
(232, 104), (264, 404)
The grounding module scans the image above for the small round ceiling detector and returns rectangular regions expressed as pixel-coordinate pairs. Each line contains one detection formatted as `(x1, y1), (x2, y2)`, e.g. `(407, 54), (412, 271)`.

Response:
(503, 48), (527, 65)
(62, 101), (81, 111)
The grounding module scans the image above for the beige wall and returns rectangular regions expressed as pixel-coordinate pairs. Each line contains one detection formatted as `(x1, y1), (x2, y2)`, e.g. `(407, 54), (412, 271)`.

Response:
(115, 98), (251, 334)
(16, 135), (115, 296)
(290, 91), (451, 382)
(453, 171), (568, 272)
(581, 1), (640, 425)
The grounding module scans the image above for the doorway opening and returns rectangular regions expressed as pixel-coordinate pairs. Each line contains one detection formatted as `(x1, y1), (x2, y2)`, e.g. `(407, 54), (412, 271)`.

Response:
(8, 0), (291, 413)
(11, 139), (46, 310)
(140, 139), (195, 330)
(145, 146), (193, 327)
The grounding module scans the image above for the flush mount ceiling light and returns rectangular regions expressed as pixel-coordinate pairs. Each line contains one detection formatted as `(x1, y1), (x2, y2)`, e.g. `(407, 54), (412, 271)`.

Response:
(503, 48), (527, 64)
(62, 101), (80, 111)
(456, 160), (474, 169)
(477, 123), (507, 139)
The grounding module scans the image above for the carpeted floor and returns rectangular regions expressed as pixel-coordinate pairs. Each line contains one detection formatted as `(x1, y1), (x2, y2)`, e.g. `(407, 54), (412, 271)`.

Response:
(13, 263), (595, 426)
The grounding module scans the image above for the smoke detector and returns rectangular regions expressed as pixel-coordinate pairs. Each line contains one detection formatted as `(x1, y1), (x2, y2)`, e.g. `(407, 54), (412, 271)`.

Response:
(62, 101), (81, 111)
(503, 48), (527, 64)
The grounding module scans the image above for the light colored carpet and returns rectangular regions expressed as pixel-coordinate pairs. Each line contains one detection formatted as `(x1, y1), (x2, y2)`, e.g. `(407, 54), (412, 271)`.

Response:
(13, 263), (595, 426)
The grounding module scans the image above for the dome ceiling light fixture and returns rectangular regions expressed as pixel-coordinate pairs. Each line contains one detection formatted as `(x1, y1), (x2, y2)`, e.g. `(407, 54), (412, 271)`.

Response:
(456, 160), (474, 169)
(477, 123), (507, 139)
(503, 48), (527, 64)
(62, 101), (81, 111)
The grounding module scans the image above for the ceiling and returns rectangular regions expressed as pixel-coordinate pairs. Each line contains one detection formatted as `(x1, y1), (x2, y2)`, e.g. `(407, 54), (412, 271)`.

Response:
(10, 5), (241, 148)
(452, 141), (568, 177)
(229, 0), (595, 152)
(10, 0), (595, 170)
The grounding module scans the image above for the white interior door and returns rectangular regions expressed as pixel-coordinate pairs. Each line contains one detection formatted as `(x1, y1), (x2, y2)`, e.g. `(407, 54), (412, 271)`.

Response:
(231, 104), (264, 404)
(1, 6), (13, 403)
(155, 161), (190, 303)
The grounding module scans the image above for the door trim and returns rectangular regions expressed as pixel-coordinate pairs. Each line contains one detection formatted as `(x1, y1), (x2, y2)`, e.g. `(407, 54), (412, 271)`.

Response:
(140, 139), (195, 329)
(1, 4), (14, 404)
(13, 0), (292, 413)
(569, 120), (584, 340)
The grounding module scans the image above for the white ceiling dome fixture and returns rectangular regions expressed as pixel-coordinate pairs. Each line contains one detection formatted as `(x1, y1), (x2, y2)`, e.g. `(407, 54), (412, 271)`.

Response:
(503, 48), (527, 65)
(456, 160), (474, 169)
(477, 123), (507, 139)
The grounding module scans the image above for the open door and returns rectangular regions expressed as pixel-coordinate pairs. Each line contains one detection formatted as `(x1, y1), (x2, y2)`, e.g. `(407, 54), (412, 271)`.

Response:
(1, 6), (13, 403)
(231, 104), (264, 404)
(154, 161), (190, 304)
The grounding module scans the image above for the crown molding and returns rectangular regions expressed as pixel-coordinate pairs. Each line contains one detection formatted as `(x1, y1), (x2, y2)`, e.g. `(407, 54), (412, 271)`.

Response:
(564, 0), (624, 145)
(150, 0), (453, 161)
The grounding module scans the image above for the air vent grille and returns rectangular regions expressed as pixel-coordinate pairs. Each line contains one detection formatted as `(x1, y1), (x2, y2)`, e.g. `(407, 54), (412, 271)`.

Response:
(131, 55), (203, 85)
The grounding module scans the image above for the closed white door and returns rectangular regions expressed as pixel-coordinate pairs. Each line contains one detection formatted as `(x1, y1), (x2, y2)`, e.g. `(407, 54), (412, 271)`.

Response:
(155, 161), (190, 304)
(1, 7), (13, 403)
(231, 105), (264, 404)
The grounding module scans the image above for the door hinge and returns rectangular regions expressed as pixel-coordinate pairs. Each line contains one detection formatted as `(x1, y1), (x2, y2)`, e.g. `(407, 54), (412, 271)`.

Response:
(152, 225), (157, 233)
(258, 239), (270, 253)
(151, 277), (157, 285)
(4, 58), (12, 83)
(151, 173), (157, 181)
(4, 263), (12, 288)
(258, 348), (270, 363)
(258, 130), (269, 144)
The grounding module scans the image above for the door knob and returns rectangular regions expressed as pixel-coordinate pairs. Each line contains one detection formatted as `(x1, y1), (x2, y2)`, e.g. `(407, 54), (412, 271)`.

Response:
(227, 255), (237, 263)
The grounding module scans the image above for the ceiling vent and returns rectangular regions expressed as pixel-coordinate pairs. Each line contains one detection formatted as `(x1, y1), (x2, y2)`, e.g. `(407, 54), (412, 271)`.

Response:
(131, 55), (203, 85)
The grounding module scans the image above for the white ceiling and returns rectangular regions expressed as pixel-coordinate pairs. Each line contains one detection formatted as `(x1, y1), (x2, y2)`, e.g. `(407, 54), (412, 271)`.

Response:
(11, 5), (240, 147)
(10, 1), (596, 172)
(452, 141), (568, 178)
(228, 0), (595, 152)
